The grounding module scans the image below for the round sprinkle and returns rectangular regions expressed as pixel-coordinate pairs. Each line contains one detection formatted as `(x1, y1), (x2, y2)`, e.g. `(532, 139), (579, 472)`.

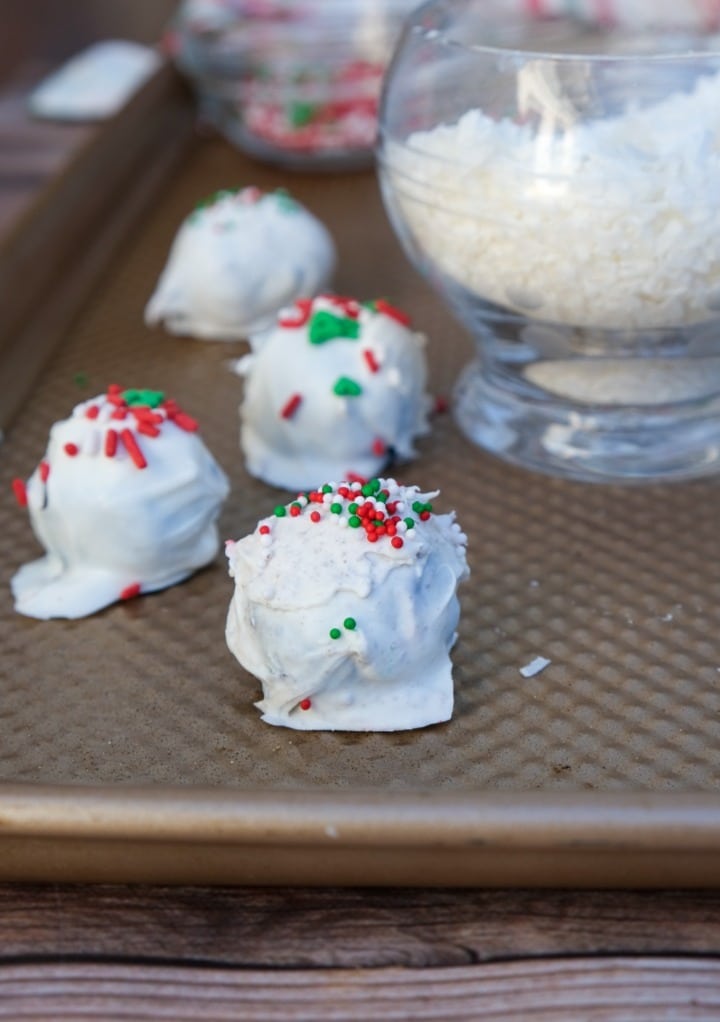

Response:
(274, 505), (287, 517)
(343, 617), (357, 630)
(64, 443), (79, 457)
(120, 583), (141, 601)
(290, 504), (302, 517)
(259, 525), (271, 535)
(330, 628), (342, 640)
(404, 517), (415, 529)
(391, 536), (404, 549)
(310, 511), (321, 523)
(322, 484), (333, 494)
(348, 502), (359, 514)
(299, 698), (312, 711)
(330, 502), (342, 514)
(349, 516), (361, 528)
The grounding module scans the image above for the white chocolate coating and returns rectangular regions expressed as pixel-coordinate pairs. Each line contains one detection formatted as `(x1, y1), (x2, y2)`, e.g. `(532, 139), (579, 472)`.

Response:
(225, 478), (469, 731)
(238, 294), (431, 490)
(145, 187), (336, 341)
(11, 388), (229, 619)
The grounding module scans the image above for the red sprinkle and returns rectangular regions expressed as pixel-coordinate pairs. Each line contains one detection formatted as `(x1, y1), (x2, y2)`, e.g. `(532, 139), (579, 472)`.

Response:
(120, 583), (141, 601)
(374, 298), (412, 327)
(420, 510), (431, 521)
(290, 505), (301, 517)
(120, 429), (147, 469)
(279, 298), (313, 329)
(39, 461), (50, 483)
(11, 479), (27, 507)
(107, 384), (122, 395)
(259, 525), (271, 535)
(363, 349), (380, 374)
(107, 393), (125, 407)
(111, 408), (128, 420)
(63, 443), (79, 457)
(85, 405), (100, 420)
(280, 393), (303, 420)
(310, 511), (321, 523)
(433, 395), (449, 415)
(299, 698), (312, 711)
(372, 438), (386, 458)
(345, 472), (367, 485)
(104, 429), (118, 458)
(137, 422), (161, 438)
(168, 411), (198, 433)
(391, 536), (404, 549)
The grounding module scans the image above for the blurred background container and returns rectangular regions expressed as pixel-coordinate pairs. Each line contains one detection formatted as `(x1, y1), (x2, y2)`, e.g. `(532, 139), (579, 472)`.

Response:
(170, 0), (421, 170)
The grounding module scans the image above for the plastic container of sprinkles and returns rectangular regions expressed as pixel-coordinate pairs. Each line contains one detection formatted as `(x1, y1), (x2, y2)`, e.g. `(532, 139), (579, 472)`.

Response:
(170, 0), (420, 170)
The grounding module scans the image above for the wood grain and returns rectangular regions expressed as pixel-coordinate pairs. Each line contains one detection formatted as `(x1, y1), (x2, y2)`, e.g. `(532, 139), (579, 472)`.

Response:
(0, 958), (718, 1021)
(1, 886), (719, 967)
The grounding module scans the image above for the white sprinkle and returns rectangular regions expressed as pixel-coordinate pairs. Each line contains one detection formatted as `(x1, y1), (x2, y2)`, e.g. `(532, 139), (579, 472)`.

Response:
(519, 656), (551, 678)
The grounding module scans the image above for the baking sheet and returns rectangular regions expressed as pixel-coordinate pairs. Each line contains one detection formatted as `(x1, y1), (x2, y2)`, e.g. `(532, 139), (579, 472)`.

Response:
(1, 138), (719, 885)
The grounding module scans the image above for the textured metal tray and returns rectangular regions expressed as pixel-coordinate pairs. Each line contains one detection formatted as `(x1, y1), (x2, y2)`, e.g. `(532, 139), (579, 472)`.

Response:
(1, 138), (720, 886)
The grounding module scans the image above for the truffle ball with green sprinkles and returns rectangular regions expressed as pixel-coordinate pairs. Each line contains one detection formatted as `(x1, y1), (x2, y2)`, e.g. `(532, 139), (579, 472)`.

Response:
(225, 476), (469, 731)
(238, 293), (432, 491)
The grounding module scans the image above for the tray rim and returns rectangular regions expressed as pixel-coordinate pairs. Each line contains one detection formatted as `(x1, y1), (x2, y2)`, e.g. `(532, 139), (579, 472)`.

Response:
(1, 785), (719, 887)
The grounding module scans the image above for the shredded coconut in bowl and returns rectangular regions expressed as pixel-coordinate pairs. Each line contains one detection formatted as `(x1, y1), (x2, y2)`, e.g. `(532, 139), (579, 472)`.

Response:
(382, 67), (720, 332)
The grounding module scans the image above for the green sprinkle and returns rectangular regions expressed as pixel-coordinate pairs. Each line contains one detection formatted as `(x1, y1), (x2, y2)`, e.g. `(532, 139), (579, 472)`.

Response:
(274, 188), (299, 213)
(322, 484), (333, 493)
(404, 517), (415, 529)
(309, 311), (361, 345)
(291, 502), (302, 512)
(329, 628), (342, 640)
(122, 389), (165, 408)
(74, 372), (89, 389)
(330, 503), (342, 514)
(348, 502), (359, 514)
(343, 617), (357, 630)
(412, 501), (424, 513)
(288, 101), (316, 127)
(349, 516), (361, 528)
(376, 491), (388, 503)
(274, 506), (287, 518)
(333, 376), (363, 398)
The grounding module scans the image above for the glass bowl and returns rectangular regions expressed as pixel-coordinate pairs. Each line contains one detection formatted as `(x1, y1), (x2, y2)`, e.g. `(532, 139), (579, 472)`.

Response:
(171, 0), (420, 171)
(377, 0), (720, 482)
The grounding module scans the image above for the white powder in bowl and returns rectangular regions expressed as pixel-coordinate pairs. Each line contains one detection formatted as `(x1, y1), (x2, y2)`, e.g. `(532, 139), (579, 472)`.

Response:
(383, 67), (720, 332)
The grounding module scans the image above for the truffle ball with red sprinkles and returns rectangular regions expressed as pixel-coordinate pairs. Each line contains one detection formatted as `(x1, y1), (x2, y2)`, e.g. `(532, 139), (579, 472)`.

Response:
(10, 386), (229, 620)
(235, 293), (432, 491)
(225, 477), (469, 731)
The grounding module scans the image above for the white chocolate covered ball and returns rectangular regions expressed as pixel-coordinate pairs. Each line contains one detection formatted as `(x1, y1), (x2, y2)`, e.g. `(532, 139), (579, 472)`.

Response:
(145, 186), (336, 341)
(225, 477), (469, 731)
(11, 386), (229, 619)
(237, 294), (431, 490)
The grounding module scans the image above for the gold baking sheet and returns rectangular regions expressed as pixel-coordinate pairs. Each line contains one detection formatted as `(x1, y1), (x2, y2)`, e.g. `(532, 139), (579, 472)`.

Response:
(1, 138), (719, 886)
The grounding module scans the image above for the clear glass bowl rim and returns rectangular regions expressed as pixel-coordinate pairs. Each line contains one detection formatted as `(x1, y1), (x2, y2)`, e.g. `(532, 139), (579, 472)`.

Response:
(404, 0), (720, 62)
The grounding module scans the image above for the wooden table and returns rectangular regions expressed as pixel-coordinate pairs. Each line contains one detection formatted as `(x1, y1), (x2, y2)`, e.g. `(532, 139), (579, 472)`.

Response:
(0, 885), (718, 1018)
(2, 20), (720, 1022)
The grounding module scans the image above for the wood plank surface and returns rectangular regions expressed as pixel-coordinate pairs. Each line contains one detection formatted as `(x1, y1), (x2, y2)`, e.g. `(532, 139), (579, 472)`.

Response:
(1, 886), (719, 967)
(0, 957), (719, 1021)
(0, 886), (718, 1020)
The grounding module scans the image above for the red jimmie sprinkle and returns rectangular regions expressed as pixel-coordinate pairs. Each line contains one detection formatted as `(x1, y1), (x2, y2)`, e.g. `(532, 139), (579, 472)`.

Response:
(374, 298), (411, 327)
(137, 422), (160, 438)
(168, 411), (198, 433)
(120, 429), (147, 469)
(107, 384), (122, 395)
(11, 479), (27, 507)
(363, 349), (380, 373)
(280, 393), (303, 420)
(63, 443), (79, 457)
(279, 298), (312, 329)
(104, 429), (118, 457)
(39, 461), (50, 483)
(120, 583), (141, 601)
(299, 698), (312, 711)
